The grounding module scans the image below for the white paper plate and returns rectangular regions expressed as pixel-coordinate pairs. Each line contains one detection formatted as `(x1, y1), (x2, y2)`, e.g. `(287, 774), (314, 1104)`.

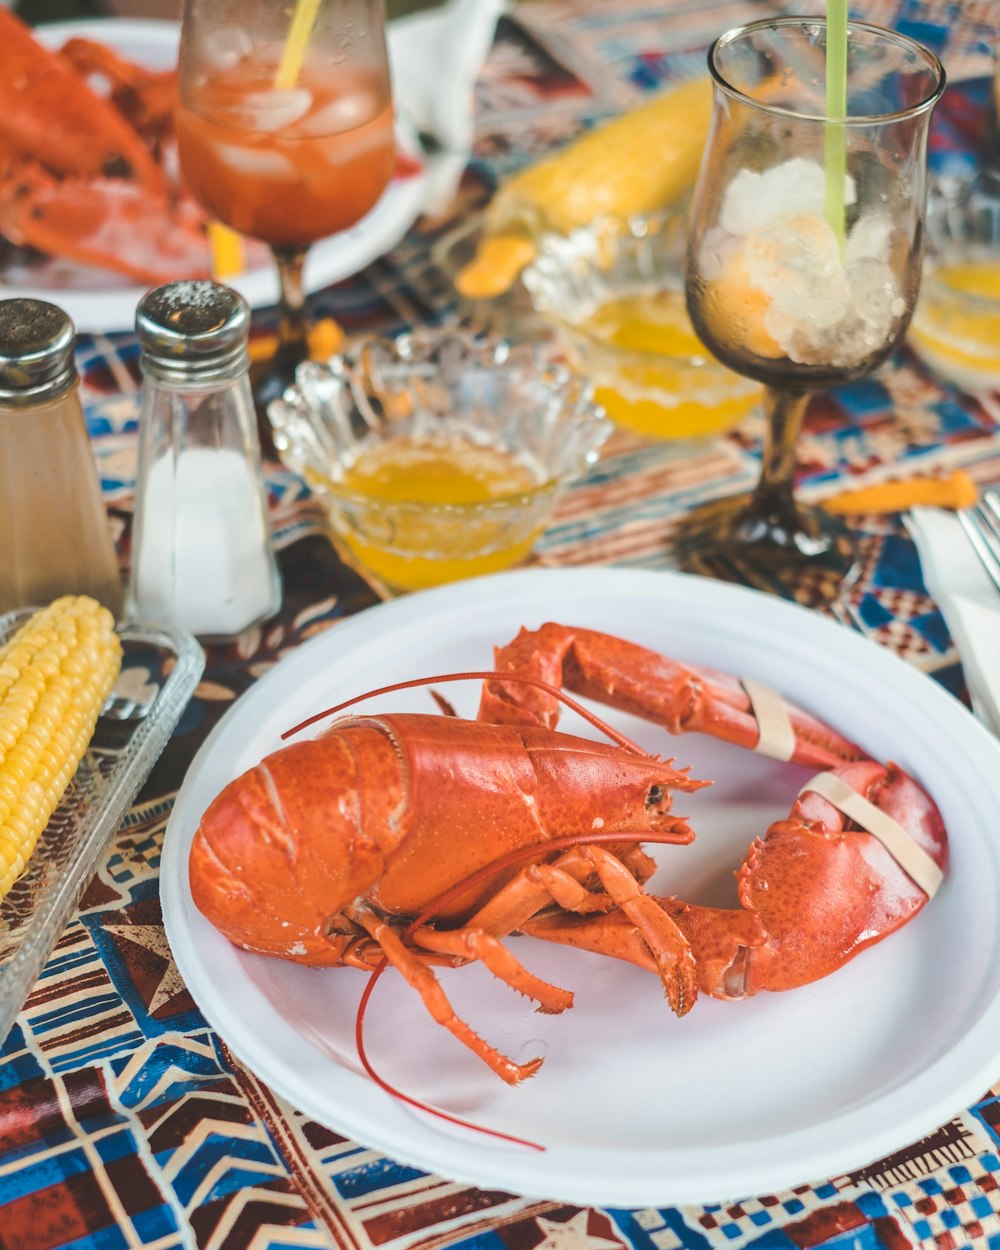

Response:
(10, 19), (430, 334)
(160, 567), (1000, 1207)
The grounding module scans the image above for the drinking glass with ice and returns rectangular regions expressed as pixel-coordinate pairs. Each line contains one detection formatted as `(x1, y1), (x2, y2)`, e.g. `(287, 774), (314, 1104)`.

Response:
(176, 0), (395, 415)
(677, 17), (944, 601)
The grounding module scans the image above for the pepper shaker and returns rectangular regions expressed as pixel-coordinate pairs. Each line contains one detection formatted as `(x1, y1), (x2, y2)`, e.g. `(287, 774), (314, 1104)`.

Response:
(128, 280), (281, 640)
(0, 298), (123, 616)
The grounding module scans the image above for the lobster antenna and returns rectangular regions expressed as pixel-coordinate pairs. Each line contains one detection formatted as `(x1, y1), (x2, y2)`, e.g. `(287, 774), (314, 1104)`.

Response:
(354, 959), (546, 1152)
(282, 671), (651, 755)
(356, 826), (696, 1150)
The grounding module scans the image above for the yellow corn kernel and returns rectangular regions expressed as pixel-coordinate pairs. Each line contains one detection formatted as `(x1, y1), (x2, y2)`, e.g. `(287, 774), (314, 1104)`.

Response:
(0, 595), (122, 903)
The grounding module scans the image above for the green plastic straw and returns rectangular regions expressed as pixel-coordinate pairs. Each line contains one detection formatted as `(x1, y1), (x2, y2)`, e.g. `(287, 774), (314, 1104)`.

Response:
(824, 0), (848, 255)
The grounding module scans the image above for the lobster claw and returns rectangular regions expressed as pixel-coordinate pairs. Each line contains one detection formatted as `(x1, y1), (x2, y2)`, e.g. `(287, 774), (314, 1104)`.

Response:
(520, 759), (948, 1001)
(0, 9), (214, 283)
(480, 623), (865, 769)
(0, 164), (213, 285)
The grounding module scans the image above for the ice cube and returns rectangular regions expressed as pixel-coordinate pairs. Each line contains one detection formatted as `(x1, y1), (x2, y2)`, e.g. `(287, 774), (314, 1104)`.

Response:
(719, 158), (857, 238)
(845, 213), (893, 265)
(214, 142), (298, 181)
(847, 256), (902, 334)
(202, 25), (254, 71)
(740, 212), (851, 359)
(695, 227), (740, 281)
(306, 90), (380, 136)
(230, 89), (313, 134)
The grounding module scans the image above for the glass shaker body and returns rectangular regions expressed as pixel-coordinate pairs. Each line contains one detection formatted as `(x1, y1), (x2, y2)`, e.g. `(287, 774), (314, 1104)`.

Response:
(0, 299), (123, 617)
(129, 281), (281, 640)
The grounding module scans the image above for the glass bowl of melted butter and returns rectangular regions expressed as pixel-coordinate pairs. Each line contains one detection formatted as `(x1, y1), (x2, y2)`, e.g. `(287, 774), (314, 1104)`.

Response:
(523, 210), (761, 445)
(268, 328), (611, 593)
(908, 172), (1000, 394)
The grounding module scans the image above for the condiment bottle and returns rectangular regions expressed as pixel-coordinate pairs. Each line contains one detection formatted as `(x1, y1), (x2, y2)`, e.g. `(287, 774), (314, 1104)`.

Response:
(0, 298), (123, 617)
(129, 280), (281, 640)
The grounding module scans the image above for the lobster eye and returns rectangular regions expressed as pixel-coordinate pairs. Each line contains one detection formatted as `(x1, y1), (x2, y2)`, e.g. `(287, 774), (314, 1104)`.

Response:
(646, 784), (665, 809)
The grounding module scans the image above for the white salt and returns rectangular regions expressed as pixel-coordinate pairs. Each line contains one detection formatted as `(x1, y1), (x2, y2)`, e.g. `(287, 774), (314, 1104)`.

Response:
(133, 447), (278, 637)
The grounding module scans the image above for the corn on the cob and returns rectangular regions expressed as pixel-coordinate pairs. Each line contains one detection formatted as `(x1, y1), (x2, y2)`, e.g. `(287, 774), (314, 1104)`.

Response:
(456, 77), (713, 300)
(0, 595), (122, 902)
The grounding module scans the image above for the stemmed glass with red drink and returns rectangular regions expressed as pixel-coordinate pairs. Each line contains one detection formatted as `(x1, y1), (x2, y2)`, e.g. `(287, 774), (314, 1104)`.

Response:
(176, 0), (395, 414)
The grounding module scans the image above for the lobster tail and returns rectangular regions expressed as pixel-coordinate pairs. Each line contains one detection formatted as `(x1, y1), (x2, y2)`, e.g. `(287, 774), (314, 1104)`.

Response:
(190, 731), (397, 965)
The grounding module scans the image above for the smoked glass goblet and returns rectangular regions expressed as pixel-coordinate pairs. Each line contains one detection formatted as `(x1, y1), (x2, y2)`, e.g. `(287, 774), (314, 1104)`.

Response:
(176, 0), (395, 423)
(676, 17), (944, 601)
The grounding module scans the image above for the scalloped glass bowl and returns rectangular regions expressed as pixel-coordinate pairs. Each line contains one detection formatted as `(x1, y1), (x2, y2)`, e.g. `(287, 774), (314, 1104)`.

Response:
(908, 180), (1000, 393)
(522, 211), (761, 443)
(268, 329), (611, 592)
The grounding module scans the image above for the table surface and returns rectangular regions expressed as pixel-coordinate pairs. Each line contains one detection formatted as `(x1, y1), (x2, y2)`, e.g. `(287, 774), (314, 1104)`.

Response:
(4, 1), (1000, 1247)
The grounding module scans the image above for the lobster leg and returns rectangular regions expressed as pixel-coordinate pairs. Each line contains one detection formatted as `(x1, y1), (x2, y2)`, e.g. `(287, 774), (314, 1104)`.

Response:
(576, 845), (698, 1015)
(354, 832), (699, 1082)
(466, 845), (646, 935)
(410, 925), (575, 1013)
(351, 903), (544, 1084)
(479, 623), (865, 769)
(455, 841), (698, 1016)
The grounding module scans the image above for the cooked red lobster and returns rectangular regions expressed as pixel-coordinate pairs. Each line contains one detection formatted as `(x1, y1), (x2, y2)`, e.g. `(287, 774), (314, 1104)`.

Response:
(189, 624), (948, 1084)
(0, 8), (213, 283)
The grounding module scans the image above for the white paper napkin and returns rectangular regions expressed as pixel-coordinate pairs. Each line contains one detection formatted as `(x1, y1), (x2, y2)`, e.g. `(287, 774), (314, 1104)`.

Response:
(906, 506), (1000, 735)
(388, 0), (509, 214)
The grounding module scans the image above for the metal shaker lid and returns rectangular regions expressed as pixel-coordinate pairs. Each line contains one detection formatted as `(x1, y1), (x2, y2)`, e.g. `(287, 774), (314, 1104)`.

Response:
(136, 280), (251, 382)
(0, 298), (77, 406)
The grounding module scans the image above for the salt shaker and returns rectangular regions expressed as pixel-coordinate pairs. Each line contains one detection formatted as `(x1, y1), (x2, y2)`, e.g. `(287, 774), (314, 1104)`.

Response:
(129, 280), (281, 640)
(0, 298), (123, 617)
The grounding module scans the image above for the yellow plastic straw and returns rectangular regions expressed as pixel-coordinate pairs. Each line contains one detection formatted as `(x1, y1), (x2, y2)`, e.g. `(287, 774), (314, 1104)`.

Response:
(207, 222), (246, 280)
(824, 0), (848, 255)
(274, 0), (321, 90)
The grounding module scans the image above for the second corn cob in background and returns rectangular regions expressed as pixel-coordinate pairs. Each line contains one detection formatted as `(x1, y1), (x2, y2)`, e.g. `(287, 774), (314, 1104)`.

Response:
(0, 594), (122, 903)
(455, 76), (713, 300)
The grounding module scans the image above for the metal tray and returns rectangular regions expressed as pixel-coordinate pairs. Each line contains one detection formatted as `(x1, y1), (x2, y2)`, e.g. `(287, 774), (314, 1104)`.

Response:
(0, 611), (205, 1047)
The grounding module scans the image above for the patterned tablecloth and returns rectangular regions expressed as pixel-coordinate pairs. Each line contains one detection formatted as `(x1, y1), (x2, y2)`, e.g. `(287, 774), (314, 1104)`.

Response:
(4, 1), (1000, 1247)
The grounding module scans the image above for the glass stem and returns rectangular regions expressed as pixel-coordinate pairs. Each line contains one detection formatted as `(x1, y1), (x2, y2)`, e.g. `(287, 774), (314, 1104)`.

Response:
(272, 244), (310, 378)
(751, 386), (809, 519)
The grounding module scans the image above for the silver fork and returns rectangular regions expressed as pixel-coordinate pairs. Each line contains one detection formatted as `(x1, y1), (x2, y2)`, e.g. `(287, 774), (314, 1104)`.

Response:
(957, 488), (1000, 596)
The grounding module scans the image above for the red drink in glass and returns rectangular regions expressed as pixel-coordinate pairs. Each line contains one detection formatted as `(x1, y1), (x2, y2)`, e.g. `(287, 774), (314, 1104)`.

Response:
(177, 59), (395, 246)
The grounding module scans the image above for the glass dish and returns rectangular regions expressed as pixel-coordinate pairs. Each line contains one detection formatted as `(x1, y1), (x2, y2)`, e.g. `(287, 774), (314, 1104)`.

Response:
(429, 214), (552, 345)
(268, 328), (611, 593)
(0, 612), (205, 1047)
(522, 211), (761, 444)
(909, 178), (1000, 393)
